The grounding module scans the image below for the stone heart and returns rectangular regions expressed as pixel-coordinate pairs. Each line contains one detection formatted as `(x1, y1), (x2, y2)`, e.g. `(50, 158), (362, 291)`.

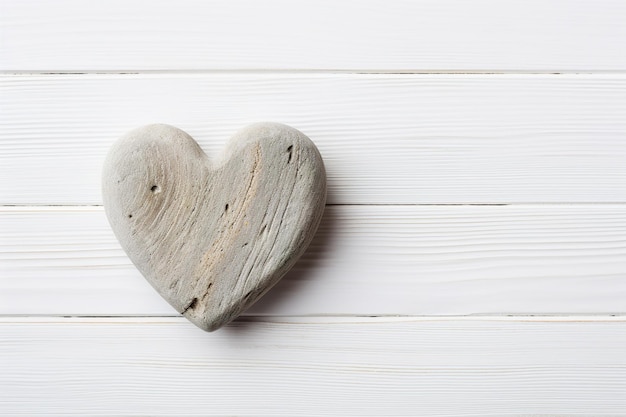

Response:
(102, 123), (326, 331)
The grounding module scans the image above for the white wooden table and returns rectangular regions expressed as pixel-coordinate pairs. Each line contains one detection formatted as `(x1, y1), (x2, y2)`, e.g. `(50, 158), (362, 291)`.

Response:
(1, 1), (625, 415)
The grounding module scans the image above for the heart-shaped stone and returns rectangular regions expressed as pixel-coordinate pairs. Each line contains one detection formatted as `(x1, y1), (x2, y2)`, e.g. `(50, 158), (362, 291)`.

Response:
(102, 123), (326, 331)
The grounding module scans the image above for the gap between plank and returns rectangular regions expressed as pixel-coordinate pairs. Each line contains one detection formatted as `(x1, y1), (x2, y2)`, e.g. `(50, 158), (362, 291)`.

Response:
(1, 315), (625, 324)
(4, 69), (626, 75)
(2, 203), (626, 210)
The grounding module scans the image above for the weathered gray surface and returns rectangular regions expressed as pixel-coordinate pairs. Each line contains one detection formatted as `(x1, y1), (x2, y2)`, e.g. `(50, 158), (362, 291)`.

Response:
(102, 123), (326, 331)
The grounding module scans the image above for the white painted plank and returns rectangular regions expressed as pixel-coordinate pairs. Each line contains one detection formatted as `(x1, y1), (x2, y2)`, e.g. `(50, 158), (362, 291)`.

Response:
(2, 0), (626, 71)
(1, 205), (624, 316)
(1, 73), (626, 205)
(1, 317), (625, 416)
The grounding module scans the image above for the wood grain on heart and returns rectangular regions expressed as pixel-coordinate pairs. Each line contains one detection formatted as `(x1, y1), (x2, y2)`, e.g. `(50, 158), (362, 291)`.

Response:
(102, 123), (326, 331)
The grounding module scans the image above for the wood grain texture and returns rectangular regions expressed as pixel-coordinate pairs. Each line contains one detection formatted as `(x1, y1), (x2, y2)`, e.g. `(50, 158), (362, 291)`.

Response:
(102, 123), (326, 331)
(2, 0), (626, 71)
(2, 73), (626, 205)
(1, 316), (625, 416)
(2, 205), (624, 316)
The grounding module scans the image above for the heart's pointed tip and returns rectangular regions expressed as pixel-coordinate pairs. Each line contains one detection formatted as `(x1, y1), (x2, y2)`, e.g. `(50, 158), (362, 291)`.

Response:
(183, 310), (232, 333)
(199, 321), (224, 333)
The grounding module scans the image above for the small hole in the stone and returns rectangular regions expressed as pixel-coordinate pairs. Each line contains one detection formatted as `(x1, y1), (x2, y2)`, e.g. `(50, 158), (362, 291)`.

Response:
(287, 145), (293, 163)
(224, 203), (229, 212)
(128, 214), (133, 218)
(150, 185), (160, 193)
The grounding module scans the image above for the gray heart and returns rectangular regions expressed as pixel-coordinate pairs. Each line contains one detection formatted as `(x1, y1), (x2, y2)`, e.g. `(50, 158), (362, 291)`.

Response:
(102, 123), (326, 331)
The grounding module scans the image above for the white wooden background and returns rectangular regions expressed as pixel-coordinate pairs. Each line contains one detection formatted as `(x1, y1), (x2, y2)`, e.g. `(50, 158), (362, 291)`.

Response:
(1, 1), (625, 415)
